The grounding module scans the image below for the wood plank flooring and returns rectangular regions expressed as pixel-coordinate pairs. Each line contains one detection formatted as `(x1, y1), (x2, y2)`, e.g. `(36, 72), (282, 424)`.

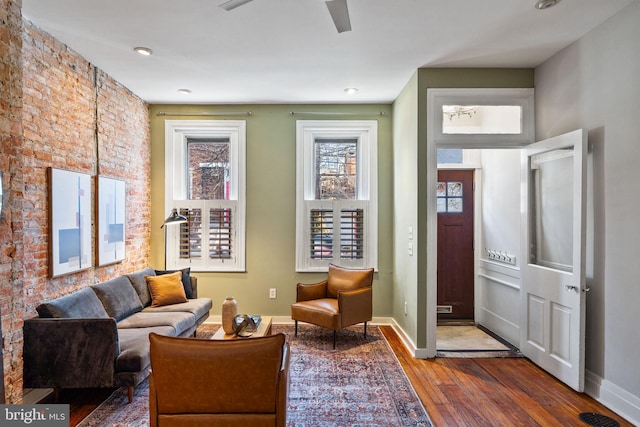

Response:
(379, 325), (632, 426)
(49, 325), (632, 427)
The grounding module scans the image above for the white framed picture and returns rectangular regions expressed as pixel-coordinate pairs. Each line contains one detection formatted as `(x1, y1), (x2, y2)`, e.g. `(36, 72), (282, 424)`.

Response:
(48, 167), (92, 277)
(96, 176), (126, 266)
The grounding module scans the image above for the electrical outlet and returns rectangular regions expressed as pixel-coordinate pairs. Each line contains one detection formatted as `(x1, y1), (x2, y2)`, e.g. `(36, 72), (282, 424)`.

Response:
(269, 288), (277, 299)
(404, 301), (408, 316)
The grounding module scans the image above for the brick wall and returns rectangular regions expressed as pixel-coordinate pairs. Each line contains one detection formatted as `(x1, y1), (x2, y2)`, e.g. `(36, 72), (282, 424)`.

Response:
(0, 0), (25, 404)
(0, 6), (151, 402)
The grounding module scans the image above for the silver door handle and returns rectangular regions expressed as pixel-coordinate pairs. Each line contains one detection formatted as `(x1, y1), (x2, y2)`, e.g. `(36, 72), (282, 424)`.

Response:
(565, 285), (578, 292)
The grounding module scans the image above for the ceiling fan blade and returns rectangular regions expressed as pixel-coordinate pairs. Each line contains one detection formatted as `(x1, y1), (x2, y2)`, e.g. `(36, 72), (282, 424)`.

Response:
(325, 0), (352, 33)
(219, 0), (255, 11)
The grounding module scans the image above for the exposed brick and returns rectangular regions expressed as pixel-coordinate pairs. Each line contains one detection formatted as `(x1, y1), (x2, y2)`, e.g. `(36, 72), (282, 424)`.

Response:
(0, 6), (151, 403)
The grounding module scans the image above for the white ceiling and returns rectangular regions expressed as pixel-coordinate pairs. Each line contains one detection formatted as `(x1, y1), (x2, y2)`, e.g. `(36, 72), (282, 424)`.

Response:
(22, 0), (635, 104)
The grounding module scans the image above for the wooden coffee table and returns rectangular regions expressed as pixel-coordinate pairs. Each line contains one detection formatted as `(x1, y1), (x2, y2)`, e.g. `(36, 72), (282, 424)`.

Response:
(211, 316), (272, 340)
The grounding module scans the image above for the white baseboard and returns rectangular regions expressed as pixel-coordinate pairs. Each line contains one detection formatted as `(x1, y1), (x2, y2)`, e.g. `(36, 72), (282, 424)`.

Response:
(585, 370), (640, 425)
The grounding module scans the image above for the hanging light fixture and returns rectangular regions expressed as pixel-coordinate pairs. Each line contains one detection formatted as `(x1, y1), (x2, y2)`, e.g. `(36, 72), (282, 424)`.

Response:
(535, 0), (561, 10)
(442, 106), (477, 121)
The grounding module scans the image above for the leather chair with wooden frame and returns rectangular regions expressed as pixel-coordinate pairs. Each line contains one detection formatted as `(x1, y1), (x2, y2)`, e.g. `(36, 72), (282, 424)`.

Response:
(149, 332), (289, 427)
(291, 263), (374, 348)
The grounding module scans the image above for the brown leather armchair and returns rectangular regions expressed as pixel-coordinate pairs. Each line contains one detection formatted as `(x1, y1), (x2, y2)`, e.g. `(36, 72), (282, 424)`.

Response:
(149, 332), (289, 427)
(291, 264), (374, 348)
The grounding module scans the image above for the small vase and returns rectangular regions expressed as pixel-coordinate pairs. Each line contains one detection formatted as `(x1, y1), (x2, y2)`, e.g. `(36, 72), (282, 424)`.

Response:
(222, 296), (238, 334)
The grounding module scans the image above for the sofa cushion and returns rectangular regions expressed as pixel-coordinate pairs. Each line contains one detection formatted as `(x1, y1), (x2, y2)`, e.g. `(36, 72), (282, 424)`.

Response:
(91, 276), (143, 322)
(146, 272), (188, 307)
(36, 287), (110, 319)
(115, 326), (175, 373)
(117, 312), (195, 336)
(143, 298), (212, 321)
(154, 267), (194, 299)
(125, 267), (156, 307)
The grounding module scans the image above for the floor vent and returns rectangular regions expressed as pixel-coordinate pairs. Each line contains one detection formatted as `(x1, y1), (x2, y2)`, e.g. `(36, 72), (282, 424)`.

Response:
(578, 412), (620, 427)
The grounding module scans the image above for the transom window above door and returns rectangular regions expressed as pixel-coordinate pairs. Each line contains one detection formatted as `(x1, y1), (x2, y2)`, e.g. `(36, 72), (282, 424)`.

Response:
(428, 88), (535, 148)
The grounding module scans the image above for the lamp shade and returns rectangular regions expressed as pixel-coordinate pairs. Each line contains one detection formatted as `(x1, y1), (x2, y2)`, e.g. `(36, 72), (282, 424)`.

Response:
(163, 208), (187, 228)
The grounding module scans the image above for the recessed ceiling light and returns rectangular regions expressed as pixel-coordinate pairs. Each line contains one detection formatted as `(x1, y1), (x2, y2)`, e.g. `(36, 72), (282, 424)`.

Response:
(133, 47), (153, 56)
(344, 88), (358, 95)
(535, 0), (560, 10)
(177, 89), (192, 95)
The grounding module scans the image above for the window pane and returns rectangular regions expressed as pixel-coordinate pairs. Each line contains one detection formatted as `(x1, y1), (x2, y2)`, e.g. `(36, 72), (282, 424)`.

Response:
(340, 208), (364, 259)
(437, 149), (463, 164)
(442, 105), (522, 135)
(529, 148), (574, 272)
(187, 138), (230, 200)
(314, 139), (357, 200)
(310, 209), (333, 259)
(447, 182), (462, 197)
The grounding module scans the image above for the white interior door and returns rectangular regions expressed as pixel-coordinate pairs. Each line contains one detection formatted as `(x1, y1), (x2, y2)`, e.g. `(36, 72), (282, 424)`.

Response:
(520, 129), (587, 392)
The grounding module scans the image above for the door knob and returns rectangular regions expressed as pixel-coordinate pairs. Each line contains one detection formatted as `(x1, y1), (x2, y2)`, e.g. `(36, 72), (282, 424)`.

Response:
(565, 285), (578, 292)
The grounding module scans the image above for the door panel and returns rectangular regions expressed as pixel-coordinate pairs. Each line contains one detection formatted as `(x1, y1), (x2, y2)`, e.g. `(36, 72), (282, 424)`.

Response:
(437, 169), (474, 320)
(521, 129), (587, 392)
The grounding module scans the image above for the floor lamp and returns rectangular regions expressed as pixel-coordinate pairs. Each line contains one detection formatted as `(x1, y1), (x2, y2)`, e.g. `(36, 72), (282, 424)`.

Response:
(162, 208), (188, 269)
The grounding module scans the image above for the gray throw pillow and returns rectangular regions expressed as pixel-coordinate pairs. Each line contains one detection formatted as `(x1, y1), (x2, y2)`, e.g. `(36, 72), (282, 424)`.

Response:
(126, 267), (156, 307)
(91, 276), (143, 321)
(36, 287), (109, 319)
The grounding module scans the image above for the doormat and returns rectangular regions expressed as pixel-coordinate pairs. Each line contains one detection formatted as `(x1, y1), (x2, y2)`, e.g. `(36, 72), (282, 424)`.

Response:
(436, 325), (523, 358)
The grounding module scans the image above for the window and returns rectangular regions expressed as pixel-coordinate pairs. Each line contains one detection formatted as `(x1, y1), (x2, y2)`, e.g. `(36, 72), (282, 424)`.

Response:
(428, 88), (534, 148)
(296, 121), (378, 271)
(165, 120), (246, 271)
(437, 181), (463, 213)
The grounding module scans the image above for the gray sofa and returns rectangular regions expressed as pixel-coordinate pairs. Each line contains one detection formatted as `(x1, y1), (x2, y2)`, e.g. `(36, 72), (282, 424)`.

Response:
(23, 267), (212, 403)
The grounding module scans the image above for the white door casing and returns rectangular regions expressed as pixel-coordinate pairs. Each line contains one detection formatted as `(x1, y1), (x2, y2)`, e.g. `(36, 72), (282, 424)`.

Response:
(520, 129), (587, 392)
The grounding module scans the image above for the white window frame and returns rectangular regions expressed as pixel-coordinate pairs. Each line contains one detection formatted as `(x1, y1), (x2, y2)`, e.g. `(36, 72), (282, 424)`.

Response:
(295, 120), (378, 272)
(165, 120), (246, 272)
(428, 88), (535, 148)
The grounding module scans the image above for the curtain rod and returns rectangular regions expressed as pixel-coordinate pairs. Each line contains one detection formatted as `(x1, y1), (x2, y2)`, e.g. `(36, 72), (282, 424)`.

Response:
(289, 111), (386, 117)
(156, 111), (252, 117)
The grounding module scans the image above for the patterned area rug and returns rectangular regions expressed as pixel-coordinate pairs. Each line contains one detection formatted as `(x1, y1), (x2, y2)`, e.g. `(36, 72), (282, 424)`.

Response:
(78, 324), (432, 427)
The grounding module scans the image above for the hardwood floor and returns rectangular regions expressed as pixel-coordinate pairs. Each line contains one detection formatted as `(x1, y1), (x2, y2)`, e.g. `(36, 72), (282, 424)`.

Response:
(379, 325), (632, 426)
(51, 325), (632, 426)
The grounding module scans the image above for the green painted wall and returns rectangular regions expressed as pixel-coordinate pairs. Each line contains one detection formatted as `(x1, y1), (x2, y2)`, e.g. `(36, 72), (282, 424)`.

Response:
(391, 71), (420, 341)
(149, 104), (393, 319)
(392, 68), (534, 349)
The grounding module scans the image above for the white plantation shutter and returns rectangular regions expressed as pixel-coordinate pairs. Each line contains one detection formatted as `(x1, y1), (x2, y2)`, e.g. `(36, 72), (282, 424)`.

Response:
(168, 202), (240, 270)
(304, 200), (368, 269)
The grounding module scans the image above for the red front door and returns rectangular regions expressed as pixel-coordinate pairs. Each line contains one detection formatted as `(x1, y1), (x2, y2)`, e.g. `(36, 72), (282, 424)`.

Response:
(437, 169), (475, 321)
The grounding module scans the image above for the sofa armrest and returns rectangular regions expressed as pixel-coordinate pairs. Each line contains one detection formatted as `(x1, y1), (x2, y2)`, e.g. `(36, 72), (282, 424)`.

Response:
(296, 280), (328, 302)
(23, 317), (119, 389)
(337, 287), (373, 327)
(191, 276), (198, 298)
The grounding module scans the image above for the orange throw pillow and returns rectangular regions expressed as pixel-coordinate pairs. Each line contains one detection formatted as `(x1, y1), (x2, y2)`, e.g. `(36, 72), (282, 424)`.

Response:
(146, 271), (188, 307)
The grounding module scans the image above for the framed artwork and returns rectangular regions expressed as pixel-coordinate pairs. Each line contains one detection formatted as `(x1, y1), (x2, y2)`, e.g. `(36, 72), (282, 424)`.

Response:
(96, 176), (126, 266)
(48, 167), (92, 277)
